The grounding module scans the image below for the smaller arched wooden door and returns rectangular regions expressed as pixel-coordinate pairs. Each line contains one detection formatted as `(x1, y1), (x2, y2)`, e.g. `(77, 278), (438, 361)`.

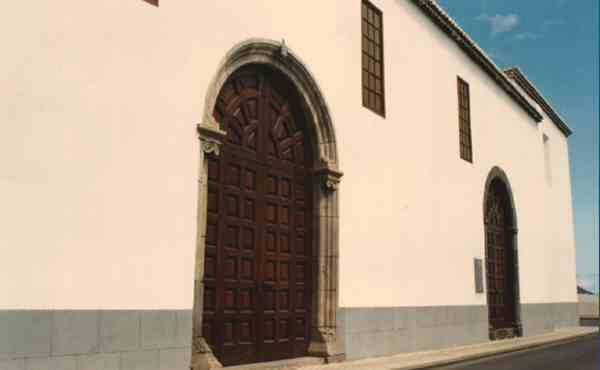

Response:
(484, 178), (518, 339)
(203, 65), (314, 366)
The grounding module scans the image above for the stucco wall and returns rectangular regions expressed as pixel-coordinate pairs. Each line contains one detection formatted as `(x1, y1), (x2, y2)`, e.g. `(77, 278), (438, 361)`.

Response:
(0, 0), (356, 309)
(335, 0), (577, 307)
(0, 0), (576, 311)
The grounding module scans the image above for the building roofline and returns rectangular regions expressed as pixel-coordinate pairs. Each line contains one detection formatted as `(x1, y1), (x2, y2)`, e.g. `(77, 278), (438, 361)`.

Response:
(411, 0), (544, 124)
(505, 67), (573, 137)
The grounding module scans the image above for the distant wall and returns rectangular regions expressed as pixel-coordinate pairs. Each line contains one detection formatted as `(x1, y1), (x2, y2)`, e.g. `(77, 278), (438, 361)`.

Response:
(578, 294), (599, 318)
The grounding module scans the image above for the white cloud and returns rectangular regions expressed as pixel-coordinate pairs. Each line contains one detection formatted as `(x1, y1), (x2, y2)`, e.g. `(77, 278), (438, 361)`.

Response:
(516, 32), (542, 40)
(477, 13), (520, 36)
(514, 18), (565, 41)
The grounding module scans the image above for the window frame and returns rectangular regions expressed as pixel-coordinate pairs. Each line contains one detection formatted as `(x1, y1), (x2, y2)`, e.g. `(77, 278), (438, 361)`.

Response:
(457, 76), (473, 163)
(361, 0), (386, 117)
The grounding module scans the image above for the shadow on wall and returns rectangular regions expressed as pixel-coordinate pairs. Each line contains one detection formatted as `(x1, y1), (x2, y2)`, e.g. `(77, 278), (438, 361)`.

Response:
(143, 0), (158, 6)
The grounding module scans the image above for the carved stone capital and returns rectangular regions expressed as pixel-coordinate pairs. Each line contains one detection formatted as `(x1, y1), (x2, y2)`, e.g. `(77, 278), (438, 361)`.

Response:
(198, 121), (226, 157)
(200, 138), (222, 156)
(314, 159), (343, 192)
(191, 336), (222, 370)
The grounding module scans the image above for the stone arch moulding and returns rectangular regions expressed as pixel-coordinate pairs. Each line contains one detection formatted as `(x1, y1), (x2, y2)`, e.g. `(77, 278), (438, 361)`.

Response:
(483, 167), (519, 229)
(482, 166), (522, 339)
(192, 38), (344, 369)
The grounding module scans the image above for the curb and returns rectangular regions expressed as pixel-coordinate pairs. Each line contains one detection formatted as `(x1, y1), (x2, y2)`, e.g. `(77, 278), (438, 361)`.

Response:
(394, 331), (598, 370)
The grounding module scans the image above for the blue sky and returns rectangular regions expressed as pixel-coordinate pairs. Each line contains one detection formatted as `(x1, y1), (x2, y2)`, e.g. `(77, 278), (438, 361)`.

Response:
(436, 0), (599, 292)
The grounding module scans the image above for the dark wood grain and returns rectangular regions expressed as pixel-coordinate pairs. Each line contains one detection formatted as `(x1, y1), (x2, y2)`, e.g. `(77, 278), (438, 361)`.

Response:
(206, 65), (313, 366)
(485, 179), (517, 335)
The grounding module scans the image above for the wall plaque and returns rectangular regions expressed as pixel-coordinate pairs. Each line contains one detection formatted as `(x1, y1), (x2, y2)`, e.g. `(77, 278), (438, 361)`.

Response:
(474, 258), (484, 293)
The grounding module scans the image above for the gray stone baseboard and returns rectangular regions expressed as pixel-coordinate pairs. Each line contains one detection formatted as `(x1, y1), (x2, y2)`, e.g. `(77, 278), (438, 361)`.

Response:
(520, 302), (579, 337)
(0, 303), (579, 368)
(0, 310), (192, 370)
(337, 305), (488, 361)
(338, 303), (579, 361)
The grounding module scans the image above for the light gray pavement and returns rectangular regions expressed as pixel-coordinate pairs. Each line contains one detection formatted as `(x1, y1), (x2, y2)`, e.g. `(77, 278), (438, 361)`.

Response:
(297, 327), (598, 370)
(429, 334), (598, 370)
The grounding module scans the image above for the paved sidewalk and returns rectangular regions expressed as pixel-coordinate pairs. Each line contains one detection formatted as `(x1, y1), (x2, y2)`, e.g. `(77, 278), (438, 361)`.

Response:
(299, 327), (598, 370)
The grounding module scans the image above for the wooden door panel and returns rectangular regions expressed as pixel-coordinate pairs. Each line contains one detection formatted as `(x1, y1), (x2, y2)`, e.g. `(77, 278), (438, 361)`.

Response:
(485, 181), (516, 335)
(259, 164), (310, 360)
(206, 66), (312, 366)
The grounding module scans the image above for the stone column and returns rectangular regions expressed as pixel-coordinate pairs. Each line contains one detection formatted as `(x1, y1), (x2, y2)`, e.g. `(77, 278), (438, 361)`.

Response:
(191, 121), (226, 370)
(510, 227), (522, 337)
(308, 160), (345, 363)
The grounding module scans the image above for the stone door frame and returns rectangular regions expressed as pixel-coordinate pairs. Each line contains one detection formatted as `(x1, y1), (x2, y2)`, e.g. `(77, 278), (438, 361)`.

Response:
(483, 166), (522, 340)
(192, 39), (344, 369)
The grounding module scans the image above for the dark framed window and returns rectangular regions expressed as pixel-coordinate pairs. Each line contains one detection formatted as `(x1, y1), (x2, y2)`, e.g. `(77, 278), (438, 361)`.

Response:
(457, 77), (473, 162)
(362, 0), (385, 117)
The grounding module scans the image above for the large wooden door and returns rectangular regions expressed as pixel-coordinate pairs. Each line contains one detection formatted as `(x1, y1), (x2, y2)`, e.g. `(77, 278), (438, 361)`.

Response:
(485, 179), (516, 338)
(203, 65), (313, 366)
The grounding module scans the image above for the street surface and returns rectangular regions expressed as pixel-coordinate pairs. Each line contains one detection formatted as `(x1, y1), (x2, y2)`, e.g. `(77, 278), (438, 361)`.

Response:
(431, 334), (598, 370)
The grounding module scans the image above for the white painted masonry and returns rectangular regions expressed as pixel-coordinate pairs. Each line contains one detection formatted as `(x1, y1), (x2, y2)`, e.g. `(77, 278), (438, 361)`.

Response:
(0, 0), (575, 318)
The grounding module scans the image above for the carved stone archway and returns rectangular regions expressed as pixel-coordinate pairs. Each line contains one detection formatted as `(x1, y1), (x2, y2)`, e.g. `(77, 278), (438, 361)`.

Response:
(192, 39), (344, 369)
(483, 166), (522, 340)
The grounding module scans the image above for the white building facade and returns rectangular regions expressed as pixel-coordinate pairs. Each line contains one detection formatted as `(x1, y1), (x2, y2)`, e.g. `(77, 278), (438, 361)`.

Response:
(0, 1), (578, 369)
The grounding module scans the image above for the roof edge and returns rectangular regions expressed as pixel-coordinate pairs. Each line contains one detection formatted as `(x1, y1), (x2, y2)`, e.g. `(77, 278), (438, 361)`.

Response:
(411, 0), (543, 124)
(505, 67), (573, 137)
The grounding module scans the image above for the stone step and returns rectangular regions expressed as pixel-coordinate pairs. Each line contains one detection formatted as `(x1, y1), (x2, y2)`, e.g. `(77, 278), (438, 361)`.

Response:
(226, 357), (325, 370)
